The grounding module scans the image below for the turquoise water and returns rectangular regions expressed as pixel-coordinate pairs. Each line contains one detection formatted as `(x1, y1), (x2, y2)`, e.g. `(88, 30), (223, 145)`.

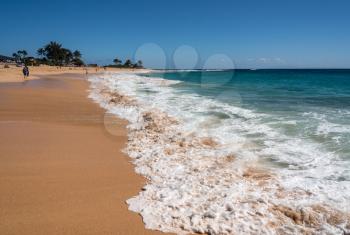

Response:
(146, 70), (350, 179)
(89, 70), (350, 233)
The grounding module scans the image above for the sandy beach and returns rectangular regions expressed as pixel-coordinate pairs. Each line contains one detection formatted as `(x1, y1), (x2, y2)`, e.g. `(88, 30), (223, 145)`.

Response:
(0, 67), (165, 234)
(1, 66), (349, 235)
(2, 1), (349, 233)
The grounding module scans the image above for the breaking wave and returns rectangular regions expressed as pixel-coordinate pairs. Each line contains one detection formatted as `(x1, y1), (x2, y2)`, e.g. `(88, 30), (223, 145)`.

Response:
(88, 72), (350, 235)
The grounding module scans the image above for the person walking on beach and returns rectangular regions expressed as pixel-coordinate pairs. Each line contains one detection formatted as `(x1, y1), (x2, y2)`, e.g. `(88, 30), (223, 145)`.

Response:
(22, 65), (29, 79)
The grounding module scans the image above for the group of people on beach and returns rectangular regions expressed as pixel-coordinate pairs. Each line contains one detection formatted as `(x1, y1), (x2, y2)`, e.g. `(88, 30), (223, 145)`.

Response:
(21, 65), (108, 80)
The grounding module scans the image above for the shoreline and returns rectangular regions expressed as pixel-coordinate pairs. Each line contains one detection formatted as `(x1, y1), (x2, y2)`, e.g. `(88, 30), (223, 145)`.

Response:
(89, 72), (350, 234)
(0, 65), (151, 83)
(0, 69), (166, 234)
(1, 67), (349, 234)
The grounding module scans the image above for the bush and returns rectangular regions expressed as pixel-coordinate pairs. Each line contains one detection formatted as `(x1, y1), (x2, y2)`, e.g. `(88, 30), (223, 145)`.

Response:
(4, 64), (10, 68)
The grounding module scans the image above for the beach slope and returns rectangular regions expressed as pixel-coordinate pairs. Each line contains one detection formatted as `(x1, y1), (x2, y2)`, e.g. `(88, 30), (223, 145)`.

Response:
(0, 70), (164, 234)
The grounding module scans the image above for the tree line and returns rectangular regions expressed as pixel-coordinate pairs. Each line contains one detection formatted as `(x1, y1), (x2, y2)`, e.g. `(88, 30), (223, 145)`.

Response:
(12, 41), (84, 66)
(10, 41), (144, 69)
(37, 41), (84, 66)
(109, 58), (143, 68)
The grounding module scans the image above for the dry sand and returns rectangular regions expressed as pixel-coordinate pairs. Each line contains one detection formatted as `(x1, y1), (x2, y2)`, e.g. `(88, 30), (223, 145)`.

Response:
(0, 65), (147, 83)
(0, 67), (167, 234)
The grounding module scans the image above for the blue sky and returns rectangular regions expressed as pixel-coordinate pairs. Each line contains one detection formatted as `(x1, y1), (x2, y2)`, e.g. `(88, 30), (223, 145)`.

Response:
(1, 0), (350, 68)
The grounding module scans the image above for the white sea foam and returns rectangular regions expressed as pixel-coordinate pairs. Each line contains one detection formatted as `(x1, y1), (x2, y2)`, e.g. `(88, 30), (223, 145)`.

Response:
(88, 72), (350, 234)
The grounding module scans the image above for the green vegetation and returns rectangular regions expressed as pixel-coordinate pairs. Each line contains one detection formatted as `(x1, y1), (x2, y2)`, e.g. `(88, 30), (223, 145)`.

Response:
(11, 50), (39, 66)
(108, 57), (143, 68)
(37, 41), (84, 66)
(12, 50), (28, 63)
(7, 41), (84, 66)
(113, 58), (122, 66)
(6, 42), (145, 69)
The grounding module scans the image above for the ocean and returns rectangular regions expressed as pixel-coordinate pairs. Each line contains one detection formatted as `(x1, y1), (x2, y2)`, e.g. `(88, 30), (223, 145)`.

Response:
(88, 69), (350, 234)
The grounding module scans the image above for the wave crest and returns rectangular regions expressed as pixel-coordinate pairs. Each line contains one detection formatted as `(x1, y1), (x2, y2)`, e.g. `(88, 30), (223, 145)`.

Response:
(88, 72), (350, 234)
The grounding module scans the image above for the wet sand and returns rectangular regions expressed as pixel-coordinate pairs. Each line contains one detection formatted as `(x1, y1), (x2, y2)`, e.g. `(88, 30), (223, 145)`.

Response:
(0, 71), (165, 234)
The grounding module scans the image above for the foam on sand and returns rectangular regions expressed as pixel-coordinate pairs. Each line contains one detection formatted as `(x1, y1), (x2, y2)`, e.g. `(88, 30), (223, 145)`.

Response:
(88, 72), (350, 234)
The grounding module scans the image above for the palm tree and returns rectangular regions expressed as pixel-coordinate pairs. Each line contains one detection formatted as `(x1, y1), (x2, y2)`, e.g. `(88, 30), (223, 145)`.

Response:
(12, 53), (19, 62)
(37, 48), (45, 58)
(44, 41), (63, 65)
(124, 59), (132, 68)
(62, 48), (73, 65)
(18, 50), (28, 58)
(136, 60), (143, 68)
(71, 50), (84, 66)
(38, 41), (85, 66)
(12, 50), (28, 63)
(73, 50), (82, 59)
(113, 58), (122, 66)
